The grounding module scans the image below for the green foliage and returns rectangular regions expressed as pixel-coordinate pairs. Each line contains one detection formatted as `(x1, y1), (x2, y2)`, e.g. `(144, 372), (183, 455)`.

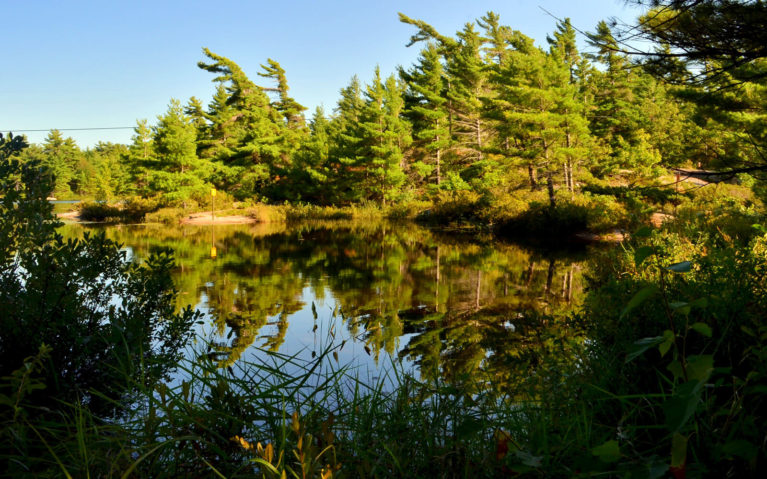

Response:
(77, 197), (159, 223)
(582, 215), (767, 475)
(0, 155), (197, 475)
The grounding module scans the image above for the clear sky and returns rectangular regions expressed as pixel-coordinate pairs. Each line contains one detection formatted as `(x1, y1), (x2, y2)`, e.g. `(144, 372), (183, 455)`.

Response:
(1, 0), (642, 148)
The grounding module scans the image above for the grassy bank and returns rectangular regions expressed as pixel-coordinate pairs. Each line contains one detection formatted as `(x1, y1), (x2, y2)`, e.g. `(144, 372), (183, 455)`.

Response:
(8, 169), (767, 476)
(69, 179), (762, 251)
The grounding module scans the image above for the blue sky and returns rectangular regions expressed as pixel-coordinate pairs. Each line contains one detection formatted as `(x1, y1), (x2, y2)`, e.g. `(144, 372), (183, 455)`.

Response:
(1, 0), (641, 147)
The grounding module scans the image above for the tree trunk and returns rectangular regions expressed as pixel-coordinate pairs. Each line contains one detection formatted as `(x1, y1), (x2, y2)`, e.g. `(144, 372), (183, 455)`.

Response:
(544, 258), (555, 296)
(435, 246), (440, 311)
(546, 169), (556, 207)
(475, 118), (483, 161)
(528, 163), (538, 190)
(525, 260), (536, 288)
(566, 130), (574, 195)
(475, 270), (481, 311)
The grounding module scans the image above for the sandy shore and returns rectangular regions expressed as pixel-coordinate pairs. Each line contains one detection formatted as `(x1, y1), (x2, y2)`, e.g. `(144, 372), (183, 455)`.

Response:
(56, 211), (81, 221)
(180, 212), (259, 225)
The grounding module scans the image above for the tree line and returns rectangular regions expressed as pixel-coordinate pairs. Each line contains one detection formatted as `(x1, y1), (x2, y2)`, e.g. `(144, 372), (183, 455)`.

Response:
(13, 10), (765, 209)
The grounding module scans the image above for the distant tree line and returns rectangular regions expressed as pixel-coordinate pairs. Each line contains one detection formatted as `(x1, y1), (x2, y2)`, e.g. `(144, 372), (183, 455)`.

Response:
(11, 10), (767, 207)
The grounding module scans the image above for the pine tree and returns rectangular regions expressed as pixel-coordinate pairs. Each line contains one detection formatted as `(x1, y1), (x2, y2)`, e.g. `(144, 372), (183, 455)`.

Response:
(354, 68), (411, 205)
(88, 142), (131, 200)
(197, 48), (285, 198)
(292, 107), (333, 203)
(548, 18), (592, 194)
(184, 96), (210, 145)
(40, 130), (82, 197)
(477, 11), (512, 67)
(402, 43), (450, 187)
(444, 23), (490, 165)
(126, 119), (155, 193)
(149, 99), (210, 207)
(258, 59), (308, 130)
(257, 58), (309, 199)
(585, 21), (662, 175)
(327, 76), (366, 203)
(496, 41), (575, 205)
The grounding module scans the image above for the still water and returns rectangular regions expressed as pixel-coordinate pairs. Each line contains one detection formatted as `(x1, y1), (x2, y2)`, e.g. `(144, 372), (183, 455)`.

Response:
(60, 221), (587, 391)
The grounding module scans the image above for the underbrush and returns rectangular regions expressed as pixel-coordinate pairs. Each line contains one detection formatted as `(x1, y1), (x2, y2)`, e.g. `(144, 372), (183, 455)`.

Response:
(581, 214), (767, 476)
(493, 192), (644, 243)
(284, 201), (427, 222)
(78, 197), (159, 223)
(3, 332), (606, 478)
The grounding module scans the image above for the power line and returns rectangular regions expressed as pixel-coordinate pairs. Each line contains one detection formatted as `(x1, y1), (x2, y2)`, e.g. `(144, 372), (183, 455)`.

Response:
(1, 127), (136, 132)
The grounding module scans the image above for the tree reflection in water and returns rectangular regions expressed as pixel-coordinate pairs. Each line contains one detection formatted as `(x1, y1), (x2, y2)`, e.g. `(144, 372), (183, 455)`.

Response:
(61, 221), (588, 393)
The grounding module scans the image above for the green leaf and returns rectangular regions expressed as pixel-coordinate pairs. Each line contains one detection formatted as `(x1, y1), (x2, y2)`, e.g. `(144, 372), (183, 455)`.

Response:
(686, 355), (714, 382)
(634, 245), (655, 266)
(670, 301), (691, 315)
(666, 261), (692, 273)
(689, 297), (708, 308)
(721, 440), (758, 460)
(633, 226), (653, 238)
(690, 322), (712, 337)
(667, 360), (685, 380)
(592, 440), (621, 463)
(626, 336), (664, 362)
(671, 433), (688, 468)
(663, 380), (704, 432)
(620, 285), (659, 320)
(456, 416), (483, 436)
(659, 329), (675, 357)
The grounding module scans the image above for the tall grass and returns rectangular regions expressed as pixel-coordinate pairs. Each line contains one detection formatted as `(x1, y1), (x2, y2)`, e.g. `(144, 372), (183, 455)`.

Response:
(3, 325), (607, 478)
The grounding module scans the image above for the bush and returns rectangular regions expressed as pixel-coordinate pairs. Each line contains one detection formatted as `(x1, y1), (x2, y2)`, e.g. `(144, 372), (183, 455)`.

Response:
(581, 220), (767, 475)
(78, 196), (159, 223)
(0, 157), (197, 474)
(426, 189), (483, 224)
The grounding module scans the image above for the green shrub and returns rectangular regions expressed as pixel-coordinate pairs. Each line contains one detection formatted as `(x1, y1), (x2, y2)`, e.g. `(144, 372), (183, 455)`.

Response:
(426, 189), (483, 224)
(581, 220), (767, 475)
(78, 197), (159, 223)
(1, 157), (197, 475)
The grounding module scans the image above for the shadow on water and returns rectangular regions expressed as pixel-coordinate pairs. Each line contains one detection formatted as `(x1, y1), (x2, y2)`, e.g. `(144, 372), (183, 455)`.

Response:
(60, 220), (593, 394)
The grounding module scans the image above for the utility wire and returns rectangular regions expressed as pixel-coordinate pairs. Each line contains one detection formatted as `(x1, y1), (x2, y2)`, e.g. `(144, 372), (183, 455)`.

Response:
(1, 127), (136, 132)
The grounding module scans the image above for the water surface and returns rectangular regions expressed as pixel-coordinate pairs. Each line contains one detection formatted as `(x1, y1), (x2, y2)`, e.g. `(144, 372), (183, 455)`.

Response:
(60, 221), (588, 393)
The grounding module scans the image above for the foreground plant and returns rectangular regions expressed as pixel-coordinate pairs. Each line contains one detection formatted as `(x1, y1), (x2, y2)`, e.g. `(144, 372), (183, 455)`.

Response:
(0, 136), (198, 476)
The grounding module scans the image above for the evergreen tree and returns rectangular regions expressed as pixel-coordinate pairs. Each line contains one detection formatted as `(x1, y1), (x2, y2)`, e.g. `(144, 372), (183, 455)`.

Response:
(87, 142), (131, 201)
(355, 68), (411, 205)
(402, 43), (450, 187)
(548, 18), (592, 194)
(477, 11), (512, 67)
(126, 119), (155, 194)
(40, 130), (82, 197)
(257, 58), (309, 199)
(184, 96), (210, 146)
(585, 21), (663, 175)
(327, 76), (367, 203)
(149, 99), (210, 207)
(495, 41), (578, 205)
(258, 59), (308, 130)
(197, 48), (284, 198)
(444, 23), (490, 166)
(292, 107), (333, 203)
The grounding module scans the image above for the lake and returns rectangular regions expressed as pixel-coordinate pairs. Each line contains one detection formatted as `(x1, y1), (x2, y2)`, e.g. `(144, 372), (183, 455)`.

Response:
(60, 220), (588, 393)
